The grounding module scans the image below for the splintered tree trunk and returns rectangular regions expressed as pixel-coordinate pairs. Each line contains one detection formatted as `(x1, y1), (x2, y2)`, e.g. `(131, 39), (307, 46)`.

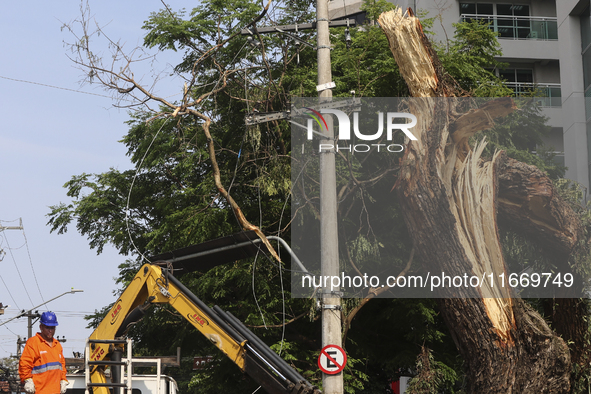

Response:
(379, 9), (582, 393)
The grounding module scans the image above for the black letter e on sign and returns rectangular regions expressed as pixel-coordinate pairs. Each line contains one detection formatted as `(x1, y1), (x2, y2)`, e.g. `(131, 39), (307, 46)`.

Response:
(325, 350), (338, 368)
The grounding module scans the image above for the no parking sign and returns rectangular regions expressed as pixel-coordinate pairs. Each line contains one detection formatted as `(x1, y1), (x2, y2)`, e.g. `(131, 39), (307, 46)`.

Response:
(318, 345), (347, 375)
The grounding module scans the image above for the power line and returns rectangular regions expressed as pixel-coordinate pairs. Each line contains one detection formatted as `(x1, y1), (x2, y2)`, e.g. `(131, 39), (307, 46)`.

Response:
(1, 325), (19, 337)
(0, 74), (184, 104)
(0, 230), (35, 308)
(0, 221), (24, 311)
(0, 273), (20, 312)
(0, 75), (114, 98)
(20, 225), (46, 305)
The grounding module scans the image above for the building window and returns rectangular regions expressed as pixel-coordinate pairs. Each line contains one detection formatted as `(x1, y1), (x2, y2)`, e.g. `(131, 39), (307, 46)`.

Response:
(500, 68), (534, 95)
(459, 3), (529, 16)
(582, 5), (591, 51)
(496, 4), (530, 38)
(460, 3), (557, 40)
(500, 68), (534, 84)
(496, 69), (560, 107)
(460, 3), (493, 15)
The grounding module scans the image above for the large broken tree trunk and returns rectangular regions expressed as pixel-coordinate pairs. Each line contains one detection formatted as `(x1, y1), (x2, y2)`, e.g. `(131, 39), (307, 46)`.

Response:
(379, 8), (585, 393)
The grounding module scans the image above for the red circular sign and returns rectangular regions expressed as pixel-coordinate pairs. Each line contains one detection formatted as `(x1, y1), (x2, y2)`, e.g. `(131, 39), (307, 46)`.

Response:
(318, 345), (347, 374)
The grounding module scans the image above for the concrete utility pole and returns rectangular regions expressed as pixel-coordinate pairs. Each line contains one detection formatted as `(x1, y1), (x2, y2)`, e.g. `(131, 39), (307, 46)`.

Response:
(238, 7), (351, 390)
(14, 311), (41, 357)
(316, 1), (343, 393)
(24, 311), (41, 339)
(16, 336), (26, 357)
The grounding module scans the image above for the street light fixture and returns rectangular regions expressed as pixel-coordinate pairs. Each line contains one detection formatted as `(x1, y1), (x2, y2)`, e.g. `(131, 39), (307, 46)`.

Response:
(0, 289), (84, 329)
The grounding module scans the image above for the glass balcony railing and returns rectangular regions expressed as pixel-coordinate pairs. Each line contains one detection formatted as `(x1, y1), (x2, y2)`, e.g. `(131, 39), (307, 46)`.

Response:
(506, 82), (562, 107)
(460, 14), (558, 40)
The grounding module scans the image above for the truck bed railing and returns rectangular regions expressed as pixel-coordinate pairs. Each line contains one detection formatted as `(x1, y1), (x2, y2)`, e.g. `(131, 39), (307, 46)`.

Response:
(85, 338), (162, 394)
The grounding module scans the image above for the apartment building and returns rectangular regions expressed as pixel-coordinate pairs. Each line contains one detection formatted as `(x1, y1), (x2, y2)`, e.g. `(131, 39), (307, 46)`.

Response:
(329, 0), (591, 196)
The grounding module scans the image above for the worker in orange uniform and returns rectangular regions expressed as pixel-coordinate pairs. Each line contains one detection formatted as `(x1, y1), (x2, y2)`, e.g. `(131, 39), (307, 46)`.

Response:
(19, 312), (68, 394)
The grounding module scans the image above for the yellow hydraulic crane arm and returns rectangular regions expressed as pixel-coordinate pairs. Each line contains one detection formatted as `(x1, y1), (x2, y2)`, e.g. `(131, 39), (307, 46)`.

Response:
(87, 263), (320, 394)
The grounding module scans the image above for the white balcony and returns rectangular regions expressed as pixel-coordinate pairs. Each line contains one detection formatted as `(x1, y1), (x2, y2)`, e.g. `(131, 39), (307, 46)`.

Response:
(460, 14), (558, 40)
(506, 82), (562, 107)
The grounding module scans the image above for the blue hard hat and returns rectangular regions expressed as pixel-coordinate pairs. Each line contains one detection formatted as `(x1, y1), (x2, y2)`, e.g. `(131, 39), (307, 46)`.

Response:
(40, 311), (58, 327)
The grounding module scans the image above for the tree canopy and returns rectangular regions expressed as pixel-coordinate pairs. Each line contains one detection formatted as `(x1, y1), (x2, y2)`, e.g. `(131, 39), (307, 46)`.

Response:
(46, 1), (588, 393)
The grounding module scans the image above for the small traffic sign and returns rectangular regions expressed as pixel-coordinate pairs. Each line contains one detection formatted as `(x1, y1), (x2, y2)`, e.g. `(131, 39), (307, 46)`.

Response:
(318, 345), (347, 374)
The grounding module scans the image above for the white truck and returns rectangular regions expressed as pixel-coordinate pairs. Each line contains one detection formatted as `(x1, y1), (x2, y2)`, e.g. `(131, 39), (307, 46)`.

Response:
(65, 373), (178, 394)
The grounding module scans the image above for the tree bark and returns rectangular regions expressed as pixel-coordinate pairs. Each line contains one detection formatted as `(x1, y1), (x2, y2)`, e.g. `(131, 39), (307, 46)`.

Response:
(497, 156), (584, 258)
(378, 8), (582, 392)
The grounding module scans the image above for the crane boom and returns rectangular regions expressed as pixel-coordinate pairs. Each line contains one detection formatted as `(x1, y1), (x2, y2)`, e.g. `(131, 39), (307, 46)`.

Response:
(88, 263), (320, 394)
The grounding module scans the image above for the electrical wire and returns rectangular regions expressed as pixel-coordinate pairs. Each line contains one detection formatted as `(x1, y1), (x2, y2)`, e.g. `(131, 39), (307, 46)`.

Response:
(0, 273), (20, 312)
(20, 224), (46, 305)
(0, 75), (115, 99)
(2, 325), (19, 338)
(108, 9), (293, 392)
(251, 251), (267, 329)
(255, 167), (287, 358)
(211, 41), (249, 115)
(277, 238), (286, 357)
(227, 49), (254, 196)
(227, 50), (286, 348)
(230, 39), (288, 371)
(228, 53), (285, 338)
(125, 118), (171, 263)
(0, 75), (181, 103)
(0, 231), (34, 307)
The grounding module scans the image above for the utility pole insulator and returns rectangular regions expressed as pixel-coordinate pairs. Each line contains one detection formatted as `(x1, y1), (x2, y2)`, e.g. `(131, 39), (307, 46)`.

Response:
(0, 218), (24, 261)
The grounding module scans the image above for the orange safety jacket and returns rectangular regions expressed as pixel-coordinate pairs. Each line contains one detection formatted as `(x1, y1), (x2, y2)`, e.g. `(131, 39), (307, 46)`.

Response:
(19, 333), (67, 394)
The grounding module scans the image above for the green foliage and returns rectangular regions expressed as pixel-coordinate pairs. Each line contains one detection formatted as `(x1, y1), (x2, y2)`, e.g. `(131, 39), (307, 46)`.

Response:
(554, 179), (591, 281)
(330, 23), (409, 97)
(47, 171), (137, 254)
(406, 347), (459, 394)
(51, 1), (580, 393)
(479, 99), (566, 179)
(344, 298), (460, 392)
(360, 0), (396, 23)
(555, 178), (591, 225)
(143, 9), (216, 52)
(438, 20), (510, 97)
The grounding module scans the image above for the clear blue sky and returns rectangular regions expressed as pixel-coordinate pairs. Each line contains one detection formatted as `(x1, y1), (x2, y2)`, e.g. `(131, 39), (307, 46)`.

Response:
(0, 1), (186, 360)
